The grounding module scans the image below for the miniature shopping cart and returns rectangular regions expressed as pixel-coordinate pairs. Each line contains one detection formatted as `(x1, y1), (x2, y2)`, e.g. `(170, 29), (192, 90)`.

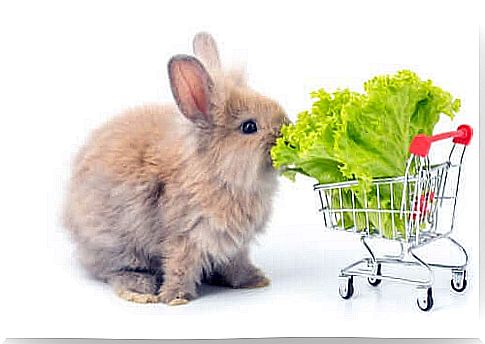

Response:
(314, 125), (473, 311)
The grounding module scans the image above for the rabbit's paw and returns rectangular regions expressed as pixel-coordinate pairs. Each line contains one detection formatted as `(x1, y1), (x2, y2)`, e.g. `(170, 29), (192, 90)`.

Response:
(115, 288), (161, 304)
(211, 267), (271, 289)
(238, 274), (271, 289)
(158, 287), (194, 306)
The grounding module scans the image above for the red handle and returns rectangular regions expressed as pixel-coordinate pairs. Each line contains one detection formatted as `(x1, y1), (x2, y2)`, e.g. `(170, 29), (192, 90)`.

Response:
(409, 124), (473, 157)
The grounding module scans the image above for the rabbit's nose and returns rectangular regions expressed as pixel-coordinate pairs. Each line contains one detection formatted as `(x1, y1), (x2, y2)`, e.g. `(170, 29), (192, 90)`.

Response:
(268, 128), (283, 146)
(273, 116), (289, 134)
(282, 115), (291, 126)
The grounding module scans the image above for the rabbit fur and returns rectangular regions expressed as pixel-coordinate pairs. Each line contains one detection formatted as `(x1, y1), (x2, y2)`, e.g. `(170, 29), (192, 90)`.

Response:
(62, 32), (288, 305)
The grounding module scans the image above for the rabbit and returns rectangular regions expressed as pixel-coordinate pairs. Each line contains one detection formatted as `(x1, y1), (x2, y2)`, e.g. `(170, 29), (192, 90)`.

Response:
(62, 32), (288, 305)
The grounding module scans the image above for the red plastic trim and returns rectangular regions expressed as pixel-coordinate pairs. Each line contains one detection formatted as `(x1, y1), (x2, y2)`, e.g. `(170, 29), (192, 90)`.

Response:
(409, 124), (473, 157)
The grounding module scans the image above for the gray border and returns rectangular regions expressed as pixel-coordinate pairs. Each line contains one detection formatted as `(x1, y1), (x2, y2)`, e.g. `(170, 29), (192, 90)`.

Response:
(3, 339), (483, 344)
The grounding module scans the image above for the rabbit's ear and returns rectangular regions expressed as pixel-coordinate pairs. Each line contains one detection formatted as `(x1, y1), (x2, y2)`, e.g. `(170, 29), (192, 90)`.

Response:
(193, 32), (221, 71)
(168, 55), (214, 124)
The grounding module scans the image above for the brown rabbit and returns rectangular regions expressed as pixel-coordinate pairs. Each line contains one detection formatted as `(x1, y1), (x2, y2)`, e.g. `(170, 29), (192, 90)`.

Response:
(62, 32), (288, 305)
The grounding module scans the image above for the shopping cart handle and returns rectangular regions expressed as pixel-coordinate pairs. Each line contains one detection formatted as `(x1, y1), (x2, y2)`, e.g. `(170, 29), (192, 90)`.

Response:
(409, 124), (473, 157)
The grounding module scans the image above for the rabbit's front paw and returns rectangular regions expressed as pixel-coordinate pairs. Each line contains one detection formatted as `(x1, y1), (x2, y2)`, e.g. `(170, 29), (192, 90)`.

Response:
(158, 287), (195, 306)
(223, 267), (271, 289)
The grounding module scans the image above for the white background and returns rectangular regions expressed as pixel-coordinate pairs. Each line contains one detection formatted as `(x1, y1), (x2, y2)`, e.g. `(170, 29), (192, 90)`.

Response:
(0, 0), (481, 340)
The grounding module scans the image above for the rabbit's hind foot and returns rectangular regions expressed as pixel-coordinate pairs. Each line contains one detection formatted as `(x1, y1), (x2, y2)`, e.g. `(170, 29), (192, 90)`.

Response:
(108, 270), (162, 304)
(115, 288), (161, 303)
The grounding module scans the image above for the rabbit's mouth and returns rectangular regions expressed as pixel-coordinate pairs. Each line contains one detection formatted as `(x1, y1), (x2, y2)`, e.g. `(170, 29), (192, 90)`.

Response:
(265, 154), (273, 168)
(264, 145), (276, 170)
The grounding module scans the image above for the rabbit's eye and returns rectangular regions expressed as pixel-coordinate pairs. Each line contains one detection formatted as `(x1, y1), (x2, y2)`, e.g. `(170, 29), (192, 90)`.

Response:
(241, 120), (258, 134)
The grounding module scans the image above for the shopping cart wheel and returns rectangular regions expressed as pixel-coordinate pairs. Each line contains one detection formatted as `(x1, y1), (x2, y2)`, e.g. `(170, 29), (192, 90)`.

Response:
(339, 276), (354, 299)
(451, 270), (467, 293)
(416, 287), (433, 311)
(367, 263), (382, 287)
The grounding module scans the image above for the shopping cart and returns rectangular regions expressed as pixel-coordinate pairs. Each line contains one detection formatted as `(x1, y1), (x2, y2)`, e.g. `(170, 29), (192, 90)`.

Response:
(313, 125), (473, 311)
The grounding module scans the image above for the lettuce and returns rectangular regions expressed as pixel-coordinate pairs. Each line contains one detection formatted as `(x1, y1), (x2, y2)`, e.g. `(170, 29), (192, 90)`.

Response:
(271, 70), (460, 238)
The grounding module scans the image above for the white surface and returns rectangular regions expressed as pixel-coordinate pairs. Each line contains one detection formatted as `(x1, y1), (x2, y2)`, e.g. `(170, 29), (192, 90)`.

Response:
(0, 0), (480, 340)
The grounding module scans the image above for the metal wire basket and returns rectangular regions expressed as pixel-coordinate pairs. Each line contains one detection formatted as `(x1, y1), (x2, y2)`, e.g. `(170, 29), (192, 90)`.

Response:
(313, 125), (473, 311)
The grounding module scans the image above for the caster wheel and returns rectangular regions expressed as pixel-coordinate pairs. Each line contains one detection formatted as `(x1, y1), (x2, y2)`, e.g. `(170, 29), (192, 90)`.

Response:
(339, 276), (354, 299)
(416, 287), (433, 312)
(451, 270), (467, 293)
(367, 263), (382, 287)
